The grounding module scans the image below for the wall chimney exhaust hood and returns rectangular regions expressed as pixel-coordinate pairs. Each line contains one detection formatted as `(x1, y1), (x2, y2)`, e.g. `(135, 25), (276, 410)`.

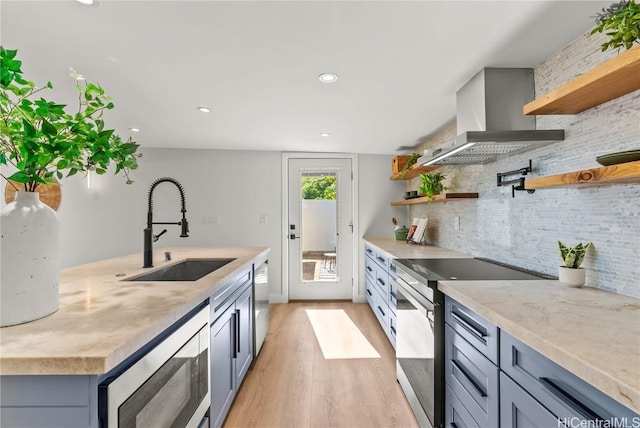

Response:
(422, 68), (564, 166)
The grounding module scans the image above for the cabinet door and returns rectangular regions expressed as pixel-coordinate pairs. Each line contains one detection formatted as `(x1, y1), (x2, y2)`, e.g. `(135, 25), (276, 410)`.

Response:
(500, 372), (558, 428)
(210, 304), (236, 428)
(235, 285), (254, 387)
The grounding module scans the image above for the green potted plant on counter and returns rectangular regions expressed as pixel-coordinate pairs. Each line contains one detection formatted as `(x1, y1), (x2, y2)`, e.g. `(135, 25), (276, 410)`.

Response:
(418, 172), (449, 202)
(0, 46), (141, 327)
(558, 241), (592, 288)
(591, 0), (640, 52)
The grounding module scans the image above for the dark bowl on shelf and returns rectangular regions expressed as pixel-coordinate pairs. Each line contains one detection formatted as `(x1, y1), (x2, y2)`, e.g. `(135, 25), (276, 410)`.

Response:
(596, 149), (640, 166)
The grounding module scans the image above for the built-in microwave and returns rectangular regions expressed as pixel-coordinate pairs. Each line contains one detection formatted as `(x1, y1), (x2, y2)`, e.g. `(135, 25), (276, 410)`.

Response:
(99, 303), (210, 428)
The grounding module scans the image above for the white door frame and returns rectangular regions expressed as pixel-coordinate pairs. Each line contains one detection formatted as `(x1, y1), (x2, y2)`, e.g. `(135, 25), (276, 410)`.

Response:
(281, 153), (359, 303)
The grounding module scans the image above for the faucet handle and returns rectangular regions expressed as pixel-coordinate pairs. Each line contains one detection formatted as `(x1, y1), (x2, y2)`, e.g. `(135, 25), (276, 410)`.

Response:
(153, 229), (168, 242)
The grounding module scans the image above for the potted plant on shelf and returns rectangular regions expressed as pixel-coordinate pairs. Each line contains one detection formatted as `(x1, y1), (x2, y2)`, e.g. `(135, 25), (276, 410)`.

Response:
(0, 46), (141, 326)
(558, 241), (592, 288)
(418, 172), (449, 202)
(591, 0), (640, 52)
(397, 152), (422, 178)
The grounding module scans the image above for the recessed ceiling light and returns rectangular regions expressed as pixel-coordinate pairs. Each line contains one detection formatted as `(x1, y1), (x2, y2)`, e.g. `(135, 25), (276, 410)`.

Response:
(76, 0), (95, 5)
(320, 133), (330, 137)
(197, 106), (211, 113)
(318, 73), (338, 83)
(129, 128), (140, 133)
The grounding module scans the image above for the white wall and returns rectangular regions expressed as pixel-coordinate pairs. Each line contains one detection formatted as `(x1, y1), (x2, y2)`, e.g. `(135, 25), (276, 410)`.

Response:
(301, 200), (336, 252)
(1, 149), (284, 300)
(357, 154), (407, 298)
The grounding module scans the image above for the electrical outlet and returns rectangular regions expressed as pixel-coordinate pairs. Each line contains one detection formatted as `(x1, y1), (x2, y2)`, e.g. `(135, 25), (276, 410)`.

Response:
(454, 216), (460, 230)
(203, 216), (221, 225)
(259, 215), (268, 224)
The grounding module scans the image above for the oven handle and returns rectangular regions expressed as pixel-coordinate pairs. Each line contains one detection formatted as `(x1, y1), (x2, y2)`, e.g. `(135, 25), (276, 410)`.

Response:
(392, 277), (433, 316)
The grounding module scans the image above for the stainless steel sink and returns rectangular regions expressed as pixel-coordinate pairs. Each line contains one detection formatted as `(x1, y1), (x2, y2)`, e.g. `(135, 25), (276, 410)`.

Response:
(126, 258), (236, 282)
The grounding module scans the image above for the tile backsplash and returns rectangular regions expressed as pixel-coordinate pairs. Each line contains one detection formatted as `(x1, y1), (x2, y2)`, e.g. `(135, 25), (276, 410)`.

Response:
(409, 32), (640, 298)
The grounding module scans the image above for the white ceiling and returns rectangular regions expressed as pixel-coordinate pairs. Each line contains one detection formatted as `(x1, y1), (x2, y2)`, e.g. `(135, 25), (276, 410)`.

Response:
(1, 0), (609, 155)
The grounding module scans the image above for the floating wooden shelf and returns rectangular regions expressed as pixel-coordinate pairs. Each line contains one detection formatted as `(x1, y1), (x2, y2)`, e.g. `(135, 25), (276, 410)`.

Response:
(390, 164), (440, 180)
(524, 45), (640, 115)
(391, 193), (478, 206)
(525, 161), (640, 190)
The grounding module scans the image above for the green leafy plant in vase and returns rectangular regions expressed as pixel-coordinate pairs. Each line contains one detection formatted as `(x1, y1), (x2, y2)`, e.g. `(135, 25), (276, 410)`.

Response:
(558, 241), (592, 288)
(591, 0), (640, 52)
(0, 46), (141, 326)
(418, 172), (449, 202)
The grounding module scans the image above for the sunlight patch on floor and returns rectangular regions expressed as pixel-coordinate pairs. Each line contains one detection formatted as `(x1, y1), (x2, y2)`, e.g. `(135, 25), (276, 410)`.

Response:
(305, 309), (381, 360)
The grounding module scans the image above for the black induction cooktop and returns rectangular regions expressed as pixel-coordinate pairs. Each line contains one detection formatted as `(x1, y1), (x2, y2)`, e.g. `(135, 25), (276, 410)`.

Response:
(393, 257), (552, 282)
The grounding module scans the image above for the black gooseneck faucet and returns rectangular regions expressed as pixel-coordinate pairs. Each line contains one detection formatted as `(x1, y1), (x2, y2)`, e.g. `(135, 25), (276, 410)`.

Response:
(143, 177), (189, 268)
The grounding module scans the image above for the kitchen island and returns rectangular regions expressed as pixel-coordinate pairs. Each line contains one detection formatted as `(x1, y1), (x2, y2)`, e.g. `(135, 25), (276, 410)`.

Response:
(363, 237), (640, 415)
(0, 246), (269, 428)
(0, 246), (269, 375)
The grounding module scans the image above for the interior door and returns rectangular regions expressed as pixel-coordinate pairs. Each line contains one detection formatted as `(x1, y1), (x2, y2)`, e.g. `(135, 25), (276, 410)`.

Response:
(288, 158), (353, 300)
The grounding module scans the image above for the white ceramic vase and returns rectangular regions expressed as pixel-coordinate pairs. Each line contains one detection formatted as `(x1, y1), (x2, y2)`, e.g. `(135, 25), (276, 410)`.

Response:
(558, 266), (585, 288)
(1, 191), (60, 327)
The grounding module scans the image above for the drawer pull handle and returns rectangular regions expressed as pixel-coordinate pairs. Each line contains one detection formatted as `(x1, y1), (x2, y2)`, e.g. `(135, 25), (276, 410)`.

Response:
(377, 278), (386, 286)
(366, 266), (373, 273)
(390, 325), (396, 335)
(366, 248), (373, 254)
(377, 256), (386, 263)
(366, 288), (373, 297)
(451, 312), (487, 341)
(539, 377), (603, 422)
(451, 359), (487, 398)
(377, 306), (386, 317)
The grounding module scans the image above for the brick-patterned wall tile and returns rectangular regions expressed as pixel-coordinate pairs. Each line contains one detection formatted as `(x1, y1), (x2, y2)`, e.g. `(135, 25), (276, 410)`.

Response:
(408, 31), (640, 298)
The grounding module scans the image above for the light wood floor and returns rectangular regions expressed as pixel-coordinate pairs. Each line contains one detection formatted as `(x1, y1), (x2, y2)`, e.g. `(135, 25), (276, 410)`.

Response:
(224, 301), (418, 428)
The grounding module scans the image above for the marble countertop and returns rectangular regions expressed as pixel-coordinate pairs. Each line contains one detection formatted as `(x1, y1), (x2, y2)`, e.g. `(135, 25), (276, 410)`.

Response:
(363, 237), (471, 259)
(0, 246), (269, 376)
(364, 237), (640, 414)
(439, 280), (640, 414)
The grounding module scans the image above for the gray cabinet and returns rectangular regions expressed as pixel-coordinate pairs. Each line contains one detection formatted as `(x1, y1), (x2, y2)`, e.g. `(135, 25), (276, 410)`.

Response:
(444, 296), (640, 428)
(209, 269), (253, 428)
(364, 243), (396, 348)
(500, 372), (558, 428)
(500, 331), (639, 426)
(444, 296), (499, 428)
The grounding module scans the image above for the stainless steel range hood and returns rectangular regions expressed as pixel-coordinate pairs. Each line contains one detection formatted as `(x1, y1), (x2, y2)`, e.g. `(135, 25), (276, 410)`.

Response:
(422, 68), (564, 166)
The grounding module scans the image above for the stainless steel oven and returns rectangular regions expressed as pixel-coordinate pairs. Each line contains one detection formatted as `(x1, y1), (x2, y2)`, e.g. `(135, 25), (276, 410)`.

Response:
(392, 257), (551, 428)
(99, 303), (210, 428)
(393, 262), (443, 428)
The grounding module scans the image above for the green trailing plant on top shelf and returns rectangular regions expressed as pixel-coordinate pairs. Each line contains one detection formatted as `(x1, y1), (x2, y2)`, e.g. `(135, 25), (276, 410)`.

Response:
(558, 241), (592, 269)
(591, 0), (640, 52)
(0, 46), (141, 192)
(397, 152), (421, 178)
(418, 172), (448, 203)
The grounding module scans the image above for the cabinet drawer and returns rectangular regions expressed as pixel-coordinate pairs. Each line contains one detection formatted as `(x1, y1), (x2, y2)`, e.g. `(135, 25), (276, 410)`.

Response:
(373, 251), (389, 272)
(501, 331), (639, 421)
(445, 384), (481, 428)
(445, 296), (498, 364)
(374, 266), (390, 304)
(211, 269), (252, 322)
(365, 276), (376, 309)
(388, 310), (397, 349)
(364, 254), (376, 281)
(500, 371), (558, 428)
(445, 325), (499, 428)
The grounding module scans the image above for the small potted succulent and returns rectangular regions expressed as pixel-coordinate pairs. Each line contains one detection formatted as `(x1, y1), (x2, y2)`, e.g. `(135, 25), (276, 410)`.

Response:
(591, 0), (640, 52)
(558, 241), (592, 287)
(418, 172), (449, 202)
